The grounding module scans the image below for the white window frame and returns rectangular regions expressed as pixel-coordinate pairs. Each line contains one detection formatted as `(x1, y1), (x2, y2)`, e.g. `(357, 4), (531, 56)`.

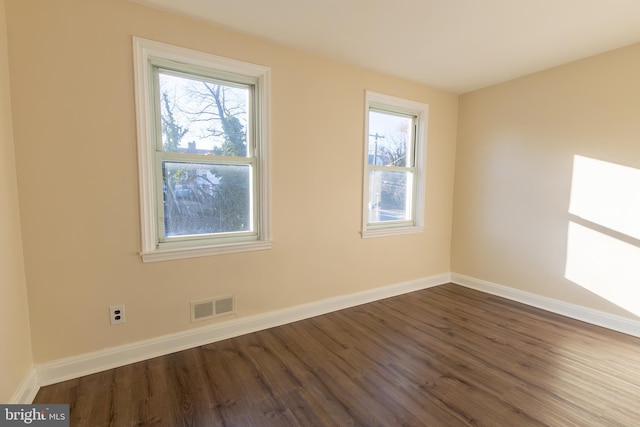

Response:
(362, 91), (428, 238)
(133, 37), (271, 262)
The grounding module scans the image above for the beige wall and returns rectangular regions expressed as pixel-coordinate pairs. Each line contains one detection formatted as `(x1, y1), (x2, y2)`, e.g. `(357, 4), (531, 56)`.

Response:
(452, 43), (640, 319)
(0, 0), (33, 403)
(3, 0), (640, 399)
(5, 0), (458, 363)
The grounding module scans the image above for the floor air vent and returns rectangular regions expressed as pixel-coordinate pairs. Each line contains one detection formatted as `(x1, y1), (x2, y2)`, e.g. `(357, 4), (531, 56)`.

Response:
(191, 296), (235, 322)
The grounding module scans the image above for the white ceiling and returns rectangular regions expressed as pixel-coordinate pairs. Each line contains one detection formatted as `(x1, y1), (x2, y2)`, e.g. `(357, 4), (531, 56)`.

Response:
(131, 0), (640, 93)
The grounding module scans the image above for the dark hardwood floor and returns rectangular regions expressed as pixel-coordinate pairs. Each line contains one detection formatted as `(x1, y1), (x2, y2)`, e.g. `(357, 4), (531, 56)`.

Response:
(34, 284), (640, 426)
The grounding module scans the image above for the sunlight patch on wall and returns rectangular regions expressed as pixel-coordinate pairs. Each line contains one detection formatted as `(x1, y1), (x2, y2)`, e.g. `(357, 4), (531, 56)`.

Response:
(566, 222), (640, 316)
(569, 155), (640, 239)
(565, 155), (640, 317)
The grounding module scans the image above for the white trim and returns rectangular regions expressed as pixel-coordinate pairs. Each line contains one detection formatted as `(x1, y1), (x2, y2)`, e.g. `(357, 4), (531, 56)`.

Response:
(35, 274), (450, 386)
(132, 37), (272, 262)
(362, 91), (428, 238)
(451, 273), (640, 338)
(361, 225), (424, 238)
(9, 368), (39, 404)
(133, 37), (157, 255)
(23, 272), (640, 390)
(141, 240), (272, 262)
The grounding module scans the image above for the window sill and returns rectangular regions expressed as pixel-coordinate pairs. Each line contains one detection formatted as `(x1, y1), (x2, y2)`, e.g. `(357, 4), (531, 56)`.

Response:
(361, 225), (424, 239)
(141, 240), (272, 263)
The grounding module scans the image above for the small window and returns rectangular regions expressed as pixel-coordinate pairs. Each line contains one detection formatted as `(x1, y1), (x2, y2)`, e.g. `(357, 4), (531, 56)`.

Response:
(362, 91), (427, 238)
(133, 38), (271, 262)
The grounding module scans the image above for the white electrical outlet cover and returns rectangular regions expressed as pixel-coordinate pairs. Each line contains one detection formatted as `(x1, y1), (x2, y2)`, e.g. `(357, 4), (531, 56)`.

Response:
(110, 305), (125, 325)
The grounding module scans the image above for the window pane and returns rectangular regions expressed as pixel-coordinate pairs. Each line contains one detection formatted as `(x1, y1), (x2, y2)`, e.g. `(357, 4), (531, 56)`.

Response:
(162, 162), (251, 237)
(368, 170), (413, 223)
(368, 110), (413, 167)
(158, 71), (250, 157)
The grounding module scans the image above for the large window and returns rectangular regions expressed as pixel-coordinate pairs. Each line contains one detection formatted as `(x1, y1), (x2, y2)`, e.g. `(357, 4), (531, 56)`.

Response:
(362, 91), (427, 237)
(133, 38), (271, 262)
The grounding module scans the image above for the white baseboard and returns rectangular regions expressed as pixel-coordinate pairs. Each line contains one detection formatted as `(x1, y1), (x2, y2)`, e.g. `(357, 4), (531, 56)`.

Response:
(9, 368), (39, 404)
(35, 273), (450, 388)
(21, 272), (640, 399)
(451, 273), (640, 338)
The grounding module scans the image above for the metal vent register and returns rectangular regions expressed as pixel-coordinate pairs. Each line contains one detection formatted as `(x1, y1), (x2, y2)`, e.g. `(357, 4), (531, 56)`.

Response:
(191, 296), (235, 322)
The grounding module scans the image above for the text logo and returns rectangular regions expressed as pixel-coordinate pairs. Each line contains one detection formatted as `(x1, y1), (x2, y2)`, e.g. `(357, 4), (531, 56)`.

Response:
(0, 405), (69, 426)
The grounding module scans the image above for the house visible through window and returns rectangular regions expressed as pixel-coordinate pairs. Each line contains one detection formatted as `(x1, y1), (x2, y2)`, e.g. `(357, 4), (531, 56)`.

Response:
(363, 91), (427, 238)
(133, 38), (271, 262)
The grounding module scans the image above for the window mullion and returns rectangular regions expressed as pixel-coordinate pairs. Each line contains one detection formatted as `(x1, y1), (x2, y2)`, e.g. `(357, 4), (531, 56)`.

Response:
(158, 151), (254, 165)
(368, 165), (415, 173)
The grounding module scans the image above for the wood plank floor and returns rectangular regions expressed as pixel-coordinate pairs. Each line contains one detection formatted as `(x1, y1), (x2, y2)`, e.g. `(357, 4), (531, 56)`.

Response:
(34, 284), (640, 426)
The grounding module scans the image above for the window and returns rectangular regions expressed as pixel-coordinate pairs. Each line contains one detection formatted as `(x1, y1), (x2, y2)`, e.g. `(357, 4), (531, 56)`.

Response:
(133, 38), (271, 262)
(362, 91), (427, 238)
